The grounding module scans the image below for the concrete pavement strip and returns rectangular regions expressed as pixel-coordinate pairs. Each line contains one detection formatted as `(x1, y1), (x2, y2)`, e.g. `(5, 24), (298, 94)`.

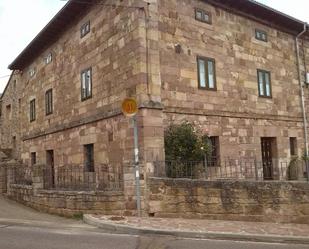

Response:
(83, 214), (309, 245)
(0, 218), (95, 230)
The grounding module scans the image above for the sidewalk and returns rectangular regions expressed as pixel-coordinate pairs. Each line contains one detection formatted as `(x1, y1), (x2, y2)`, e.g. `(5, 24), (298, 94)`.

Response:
(84, 214), (309, 244)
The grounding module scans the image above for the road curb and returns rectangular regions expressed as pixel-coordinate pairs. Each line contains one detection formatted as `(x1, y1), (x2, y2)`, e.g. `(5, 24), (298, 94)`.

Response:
(83, 215), (309, 245)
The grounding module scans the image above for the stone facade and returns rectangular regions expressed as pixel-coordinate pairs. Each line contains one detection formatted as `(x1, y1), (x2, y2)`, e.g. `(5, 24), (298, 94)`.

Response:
(159, 0), (309, 163)
(0, 0), (308, 215)
(0, 73), (23, 159)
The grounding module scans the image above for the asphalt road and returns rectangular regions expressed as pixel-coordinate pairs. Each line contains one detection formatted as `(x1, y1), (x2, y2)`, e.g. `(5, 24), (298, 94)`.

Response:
(0, 196), (308, 249)
(0, 224), (308, 249)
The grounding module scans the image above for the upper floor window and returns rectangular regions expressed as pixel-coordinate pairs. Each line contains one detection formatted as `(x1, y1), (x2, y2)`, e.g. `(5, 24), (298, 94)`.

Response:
(45, 89), (53, 115)
(197, 56), (216, 90)
(195, 8), (211, 24)
(81, 21), (90, 38)
(29, 68), (36, 77)
(81, 68), (92, 101)
(30, 99), (36, 122)
(44, 53), (52, 64)
(6, 104), (11, 120)
(255, 29), (267, 42)
(257, 70), (272, 98)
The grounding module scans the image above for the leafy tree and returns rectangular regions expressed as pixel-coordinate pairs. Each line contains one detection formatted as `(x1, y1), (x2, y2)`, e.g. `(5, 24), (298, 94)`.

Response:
(164, 122), (211, 162)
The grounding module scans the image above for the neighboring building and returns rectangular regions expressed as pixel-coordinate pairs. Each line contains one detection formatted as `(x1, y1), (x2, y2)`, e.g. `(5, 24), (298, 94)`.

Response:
(0, 72), (23, 159)
(0, 0), (308, 185)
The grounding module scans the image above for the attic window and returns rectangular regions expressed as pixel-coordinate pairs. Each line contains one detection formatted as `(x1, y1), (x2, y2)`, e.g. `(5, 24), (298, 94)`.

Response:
(44, 53), (52, 64)
(81, 21), (90, 38)
(255, 29), (268, 42)
(29, 68), (36, 77)
(195, 8), (211, 24)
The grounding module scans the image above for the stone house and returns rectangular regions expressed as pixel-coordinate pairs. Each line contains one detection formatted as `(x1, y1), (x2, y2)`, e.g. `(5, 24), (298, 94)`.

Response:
(0, 0), (308, 185)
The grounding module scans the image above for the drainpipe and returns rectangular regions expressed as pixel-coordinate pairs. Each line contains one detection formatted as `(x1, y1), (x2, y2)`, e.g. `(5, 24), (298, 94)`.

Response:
(295, 23), (309, 180)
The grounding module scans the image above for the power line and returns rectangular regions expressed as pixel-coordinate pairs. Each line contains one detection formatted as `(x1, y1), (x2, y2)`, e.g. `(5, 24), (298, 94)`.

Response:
(0, 72), (20, 79)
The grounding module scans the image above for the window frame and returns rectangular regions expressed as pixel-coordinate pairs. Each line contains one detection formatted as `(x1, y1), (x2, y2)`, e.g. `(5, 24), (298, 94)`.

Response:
(81, 67), (92, 101)
(44, 53), (52, 65)
(255, 29), (268, 42)
(29, 68), (36, 77)
(30, 99), (36, 122)
(80, 20), (90, 38)
(45, 89), (53, 116)
(195, 8), (212, 24)
(6, 104), (11, 120)
(257, 69), (272, 98)
(197, 56), (217, 91)
(31, 152), (36, 166)
(289, 137), (297, 156)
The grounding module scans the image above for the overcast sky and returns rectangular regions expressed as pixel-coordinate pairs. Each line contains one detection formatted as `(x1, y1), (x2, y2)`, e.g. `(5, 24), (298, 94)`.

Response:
(0, 0), (308, 92)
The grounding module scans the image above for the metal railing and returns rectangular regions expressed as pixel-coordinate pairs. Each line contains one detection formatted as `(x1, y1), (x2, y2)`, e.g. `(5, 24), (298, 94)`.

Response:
(11, 166), (32, 185)
(154, 158), (309, 181)
(43, 164), (123, 191)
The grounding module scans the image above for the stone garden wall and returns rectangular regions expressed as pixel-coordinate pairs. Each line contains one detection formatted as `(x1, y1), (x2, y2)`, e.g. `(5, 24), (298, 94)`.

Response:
(8, 184), (125, 217)
(148, 177), (309, 224)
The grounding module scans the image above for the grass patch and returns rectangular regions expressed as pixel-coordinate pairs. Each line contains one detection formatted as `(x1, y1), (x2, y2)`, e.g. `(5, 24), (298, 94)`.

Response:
(72, 212), (83, 220)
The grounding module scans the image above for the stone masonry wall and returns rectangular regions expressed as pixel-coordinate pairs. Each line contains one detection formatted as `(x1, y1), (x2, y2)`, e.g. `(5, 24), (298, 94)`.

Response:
(9, 0), (165, 215)
(158, 0), (308, 161)
(8, 184), (125, 217)
(0, 73), (23, 159)
(17, 0), (164, 167)
(148, 177), (309, 224)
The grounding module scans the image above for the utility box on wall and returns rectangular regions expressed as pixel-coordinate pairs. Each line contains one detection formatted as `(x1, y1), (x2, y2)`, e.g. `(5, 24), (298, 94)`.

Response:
(306, 72), (309, 84)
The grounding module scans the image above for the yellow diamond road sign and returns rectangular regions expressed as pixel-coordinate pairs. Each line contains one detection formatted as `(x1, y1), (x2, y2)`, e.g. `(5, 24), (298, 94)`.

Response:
(122, 98), (138, 117)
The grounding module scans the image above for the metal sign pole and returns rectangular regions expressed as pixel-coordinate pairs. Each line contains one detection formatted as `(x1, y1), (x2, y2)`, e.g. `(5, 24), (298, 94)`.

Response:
(133, 115), (141, 217)
(121, 98), (141, 217)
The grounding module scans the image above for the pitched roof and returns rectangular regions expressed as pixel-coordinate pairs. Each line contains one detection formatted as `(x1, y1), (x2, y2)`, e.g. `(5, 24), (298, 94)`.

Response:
(8, 0), (93, 70)
(8, 0), (308, 70)
(205, 0), (308, 35)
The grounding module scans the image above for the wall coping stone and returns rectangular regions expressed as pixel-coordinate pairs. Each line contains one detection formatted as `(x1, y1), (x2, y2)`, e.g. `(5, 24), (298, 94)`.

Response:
(149, 177), (309, 189)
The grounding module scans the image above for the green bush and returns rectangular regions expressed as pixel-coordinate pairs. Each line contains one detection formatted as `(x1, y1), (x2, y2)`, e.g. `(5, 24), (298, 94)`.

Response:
(164, 122), (211, 162)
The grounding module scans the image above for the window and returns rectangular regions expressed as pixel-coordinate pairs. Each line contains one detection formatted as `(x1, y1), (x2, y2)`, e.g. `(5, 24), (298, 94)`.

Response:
(44, 53), (52, 64)
(207, 136), (220, 167)
(195, 8), (211, 24)
(197, 56), (216, 90)
(12, 136), (16, 148)
(80, 21), (90, 38)
(6, 104), (11, 120)
(84, 144), (94, 172)
(31, 152), (36, 166)
(45, 89), (53, 115)
(290, 137), (297, 156)
(257, 70), (272, 98)
(255, 29), (267, 42)
(29, 68), (36, 77)
(18, 99), (21, 113)
(81, 68), (92, 101)
(30, 99), (36, 122)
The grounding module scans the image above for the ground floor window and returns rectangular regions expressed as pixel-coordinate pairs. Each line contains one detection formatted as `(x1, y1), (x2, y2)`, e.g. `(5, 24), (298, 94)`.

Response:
(208, 136), (220, 166)
(289, 137), (297, 156)
(84, 144), (94, 172)
(31, 152), (36, 166)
